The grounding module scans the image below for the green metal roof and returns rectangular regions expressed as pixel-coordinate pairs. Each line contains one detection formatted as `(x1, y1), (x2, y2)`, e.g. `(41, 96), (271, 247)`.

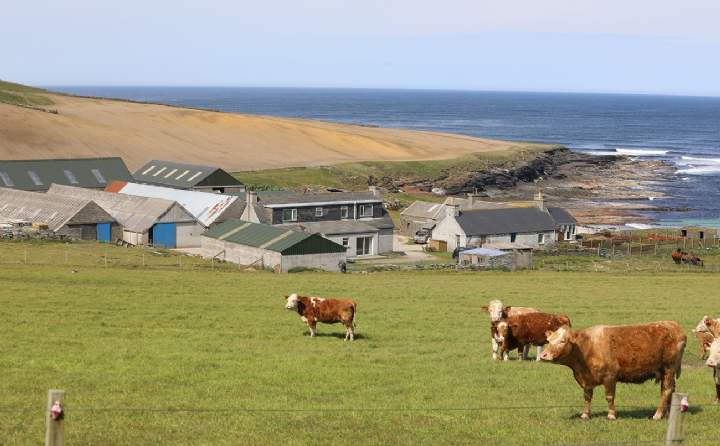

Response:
(204, 220), (346, 254)
(0, 157), (132, 191)
(133, 160), (243, 189)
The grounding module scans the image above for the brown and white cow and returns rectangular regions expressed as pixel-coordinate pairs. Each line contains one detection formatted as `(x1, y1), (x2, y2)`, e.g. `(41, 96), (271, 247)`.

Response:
(703, 315), (720, 402)
(539, 322), (686, 420)
(284, 293), (357, 341)
(693, 318), (715, 359)
(495, 312), (571, 361)
(481, 299), (539, 360)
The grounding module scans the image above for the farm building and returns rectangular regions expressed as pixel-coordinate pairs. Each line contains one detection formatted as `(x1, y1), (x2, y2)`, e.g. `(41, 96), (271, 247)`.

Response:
(679, 226), (720, 241)
(0, 187), (116, 240)
(0, 157), (132, 192)
(105, 181), (244, 228)
(431, 206), (557, 252)
(459, 243), (534, 270)
(242, 187), (394, 258)
(133, 160), (245, 194)
(201, 220), (347, 272)
(46, 184), (201, 248)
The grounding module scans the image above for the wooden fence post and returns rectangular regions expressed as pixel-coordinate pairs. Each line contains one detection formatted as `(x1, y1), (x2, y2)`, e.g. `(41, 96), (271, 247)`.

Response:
(142, 250), (145, 267)
(45, 389), (65, 446)
(665, 393), (688, 445)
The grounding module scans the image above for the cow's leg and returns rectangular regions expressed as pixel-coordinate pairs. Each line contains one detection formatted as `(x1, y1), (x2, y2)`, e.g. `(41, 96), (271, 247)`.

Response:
(309, 321), (317, 337)
(604, 381), (617, 420)
(581, 387), (593, 420)
(521, 344), (530, 360)
(653, 370), (675, 420)
(492, 337), (499, 361)
(535, 345), (542, 362)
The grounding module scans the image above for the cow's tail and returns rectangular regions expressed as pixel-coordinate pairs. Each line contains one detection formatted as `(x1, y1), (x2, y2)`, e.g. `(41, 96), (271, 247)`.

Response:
(675, 336), (687, 380)
(352, 301), (358, 328)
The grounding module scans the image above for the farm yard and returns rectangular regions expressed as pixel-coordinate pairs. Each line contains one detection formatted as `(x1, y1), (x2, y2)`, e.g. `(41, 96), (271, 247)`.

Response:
(1, 241), (719, 445)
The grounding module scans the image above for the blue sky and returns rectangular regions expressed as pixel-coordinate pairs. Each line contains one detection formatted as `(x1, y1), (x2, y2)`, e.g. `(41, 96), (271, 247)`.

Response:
(3, 0), (720, 95)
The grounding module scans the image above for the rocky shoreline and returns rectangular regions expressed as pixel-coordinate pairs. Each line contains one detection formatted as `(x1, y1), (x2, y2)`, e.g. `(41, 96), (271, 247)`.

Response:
(393, 148), (678, 226)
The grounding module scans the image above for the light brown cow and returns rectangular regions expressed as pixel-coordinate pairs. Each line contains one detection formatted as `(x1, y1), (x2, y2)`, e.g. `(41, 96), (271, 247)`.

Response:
(495, 312), (571, 361)
(539, 322), (686, 420)
(285, 294), (357, 341)
(706, 338), (720, 403)
(481, 299), (539, 360)
(693, 318), (715, 359)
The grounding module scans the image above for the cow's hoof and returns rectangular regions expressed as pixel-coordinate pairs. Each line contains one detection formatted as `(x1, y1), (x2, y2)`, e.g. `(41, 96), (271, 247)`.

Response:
(580, 413), (590, 421)
(607, 414), (616, 421)
(651, 413), (663, 421)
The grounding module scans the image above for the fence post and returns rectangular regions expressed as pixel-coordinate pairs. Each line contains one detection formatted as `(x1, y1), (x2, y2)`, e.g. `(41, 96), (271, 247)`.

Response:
(142, 250), (145, 267)
(665, 393), (688, 445)
(45, 389), (65, 446)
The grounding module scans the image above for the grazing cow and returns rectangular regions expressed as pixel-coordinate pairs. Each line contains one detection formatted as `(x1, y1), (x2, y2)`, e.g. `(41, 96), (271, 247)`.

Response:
(671, 248), (684, 265)
(693, 318), (715, 359)
(705, 338), (720, 403)
(284, 294), (357, 341)
(703, 315), (720, 338)
(481, 299), (539, 360)
(495, 312), (571, 361)
(539, 322), (686, 420)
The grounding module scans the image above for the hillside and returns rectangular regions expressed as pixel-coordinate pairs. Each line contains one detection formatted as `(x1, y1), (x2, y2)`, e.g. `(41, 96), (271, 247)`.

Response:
(0, 81), (548, 172)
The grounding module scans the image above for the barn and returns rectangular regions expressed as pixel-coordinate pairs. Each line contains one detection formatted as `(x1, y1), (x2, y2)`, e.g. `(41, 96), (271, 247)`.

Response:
(0, 157), (132, 192)
(133, 160), (245, 194)
(105, 181), (244, 228)
(46, 184), (201, 248)
(201, 220), (347, 272)
(0, 187), (116, 240)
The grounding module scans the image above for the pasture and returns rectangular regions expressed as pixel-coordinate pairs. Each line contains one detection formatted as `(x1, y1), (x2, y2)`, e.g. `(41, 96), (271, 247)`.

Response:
(1, 242), (719, 445)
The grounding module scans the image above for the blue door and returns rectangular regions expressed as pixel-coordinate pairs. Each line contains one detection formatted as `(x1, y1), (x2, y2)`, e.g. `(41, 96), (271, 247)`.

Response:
(97, 223), (111, 242)
(152, 223), (176, 248)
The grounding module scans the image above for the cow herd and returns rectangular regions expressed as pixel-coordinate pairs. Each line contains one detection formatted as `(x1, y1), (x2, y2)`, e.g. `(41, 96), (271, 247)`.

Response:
(483, 299), (720, 420)
(282, 293), (720, 421)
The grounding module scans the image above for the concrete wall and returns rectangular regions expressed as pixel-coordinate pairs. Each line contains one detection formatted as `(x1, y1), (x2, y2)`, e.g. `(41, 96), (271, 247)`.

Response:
(399, 215), (434, 236)
(176, 222), (204, 248)
(378, 228), (394, 254)
(201, 236), (281, 270)
(467, 231), (556, 249)
(431, 215), (465, 251)
(281, 252), (346, 272)
(325, 232), (378, 258)
(122, 230), (148, 246)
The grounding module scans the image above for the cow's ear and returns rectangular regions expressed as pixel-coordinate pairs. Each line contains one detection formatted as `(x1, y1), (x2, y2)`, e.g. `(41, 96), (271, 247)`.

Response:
(703, 315), (710, 324)
(504, 306), (513, 312)
(480, 306), (488, 312)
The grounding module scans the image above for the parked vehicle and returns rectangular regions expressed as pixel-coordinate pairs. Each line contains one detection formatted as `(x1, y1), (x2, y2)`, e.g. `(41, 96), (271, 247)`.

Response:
(413, 229), (432, 244)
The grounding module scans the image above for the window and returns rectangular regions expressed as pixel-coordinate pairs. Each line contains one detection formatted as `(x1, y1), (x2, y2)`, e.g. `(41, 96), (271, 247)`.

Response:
(356, 236), (372, 256)
(91, 169), (106, 184)
(28, 171), (43, 186)
(315, 207), (324, 217)
(342, 238), (349, 248)
(282, 208), (297, 222)
(176, 170), (190, 180)
(164, 168), (178, 178)
(510, 233), (517, 243)
(0, 171), (14, 187)
(152, 167), (167, 177)
(340, 206), (349, 219)
(455, 234), (461, 247)
(681, 229), (688, 237)
(141, 165), (155, 175)
(700, 231), (705, 240)
(187, 171), (203, 182)
(359, 204), (373, 218)
(63, 170), (79, 184)
(538, 233), (545, 244)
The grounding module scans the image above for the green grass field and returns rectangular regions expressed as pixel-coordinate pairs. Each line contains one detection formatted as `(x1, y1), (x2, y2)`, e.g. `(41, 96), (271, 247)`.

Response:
(1, 241), (719, 445)
(0, 80), (54, 107)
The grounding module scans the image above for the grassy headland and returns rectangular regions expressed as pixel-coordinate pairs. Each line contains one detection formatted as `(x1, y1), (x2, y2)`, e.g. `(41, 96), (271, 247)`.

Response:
(0, 80), (54, 107)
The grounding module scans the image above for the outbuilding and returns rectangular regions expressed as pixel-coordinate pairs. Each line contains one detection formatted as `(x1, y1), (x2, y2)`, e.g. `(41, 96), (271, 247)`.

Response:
(133, 160), (245, 194)
(201, 220), (347, 272)
(46, 184), (201, 248)
(0, 187), (116, 240)
(0, 157), (132, 192)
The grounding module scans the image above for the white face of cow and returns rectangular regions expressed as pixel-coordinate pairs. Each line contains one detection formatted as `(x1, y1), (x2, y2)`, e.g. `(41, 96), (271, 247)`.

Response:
(487, 299), (506, 323)
(539, 326), (571, 362)
(707, 339), (720, 368)
(495, 321), (509, 344)
(695, 318), (711, 333)
(285, 293), (300, 310)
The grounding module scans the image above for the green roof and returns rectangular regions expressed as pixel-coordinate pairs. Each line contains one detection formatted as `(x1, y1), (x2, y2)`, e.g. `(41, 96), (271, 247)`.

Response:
(203, 220), (346, 255)
(0, 157), (132, 191)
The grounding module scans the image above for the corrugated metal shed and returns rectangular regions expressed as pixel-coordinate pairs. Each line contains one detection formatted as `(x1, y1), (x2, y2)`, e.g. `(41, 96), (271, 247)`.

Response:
(204, 220), (346, 254)
(0, 158), (132, 191)
(133, 160), (243, 189)
(46, 184), (195, 233)
(456, 208), (556, 236)
(0, 187), (114, 231)
(107, 181), (243, 227)
(461, 247), (508, 257)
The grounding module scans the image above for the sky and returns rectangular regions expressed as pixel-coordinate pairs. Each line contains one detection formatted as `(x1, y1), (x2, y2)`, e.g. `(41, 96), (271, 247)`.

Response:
(3, 0), (720, 95)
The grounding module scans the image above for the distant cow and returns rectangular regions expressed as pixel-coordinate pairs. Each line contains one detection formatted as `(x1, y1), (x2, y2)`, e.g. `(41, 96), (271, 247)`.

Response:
(693, 317), (716, 359)
(284, 294), (357, 341)
(495, 312), (571, 361)
(539, 322), (686, 420)
(705, 337), (720, 403)
(481, 299), (539, 360)
(671, 249), (684, 265)
(673, 249), (704, 266)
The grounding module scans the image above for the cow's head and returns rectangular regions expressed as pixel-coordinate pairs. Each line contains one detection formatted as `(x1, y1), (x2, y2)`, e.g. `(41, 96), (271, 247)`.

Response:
(494, 321), (509, 345)
(706, 338), (720, 368)
(694, 318), (710, 334)
(539, 326), (572, 362)
(285, 293), (300, 310)
(703, 315), (720, 338)
(482, 299), (509, 323)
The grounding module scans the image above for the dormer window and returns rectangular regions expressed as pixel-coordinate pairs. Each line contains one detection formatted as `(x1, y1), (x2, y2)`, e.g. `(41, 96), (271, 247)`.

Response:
(282, 208), (297, 222)
(315, 207), (323, 217)
(359, 204), (373, 218)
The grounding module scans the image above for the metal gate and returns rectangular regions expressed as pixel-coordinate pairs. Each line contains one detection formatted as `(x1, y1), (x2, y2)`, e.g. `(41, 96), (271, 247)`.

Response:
(97, 223), (111, 242)
(152, 223), (176, 248)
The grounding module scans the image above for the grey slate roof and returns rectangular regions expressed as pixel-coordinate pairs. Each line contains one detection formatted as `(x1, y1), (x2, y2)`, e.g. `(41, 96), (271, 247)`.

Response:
(547, 207), (577, 226)
(133, 160), (243, 189)
(0, 187), (114, 231)
(258, 191), (381, 206)
(456, 207), (557, 236)
(203, 220), (346, 254)
(47, 184), (196, 233)
(0, 157), (132, 191)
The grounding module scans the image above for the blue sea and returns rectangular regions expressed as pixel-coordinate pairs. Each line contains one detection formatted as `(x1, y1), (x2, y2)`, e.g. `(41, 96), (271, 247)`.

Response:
(50, 87), (720, 226)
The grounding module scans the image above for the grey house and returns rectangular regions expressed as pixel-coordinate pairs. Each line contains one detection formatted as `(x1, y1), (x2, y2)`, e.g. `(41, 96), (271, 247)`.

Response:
(133, 160), (245, 194)
(0, 157), (132, 192)
(547, 207), (577, 242)
(241, 188), (394, 258)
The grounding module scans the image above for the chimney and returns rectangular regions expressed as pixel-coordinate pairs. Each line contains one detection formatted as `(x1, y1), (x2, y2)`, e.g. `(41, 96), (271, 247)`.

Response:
(247, 190), (258, 205)
(445, 204), (460, 218)
(534, 192), (545, 211)
(369, 186), (381, 197)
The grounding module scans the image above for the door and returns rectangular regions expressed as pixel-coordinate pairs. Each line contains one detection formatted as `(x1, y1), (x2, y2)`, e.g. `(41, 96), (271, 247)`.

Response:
(356, 236), (373, 256)
(97, 223), (111, 242)
(152, 223), (176, 248)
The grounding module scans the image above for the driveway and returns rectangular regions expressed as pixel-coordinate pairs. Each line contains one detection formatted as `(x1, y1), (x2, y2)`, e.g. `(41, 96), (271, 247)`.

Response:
(393, 234), (433, 261)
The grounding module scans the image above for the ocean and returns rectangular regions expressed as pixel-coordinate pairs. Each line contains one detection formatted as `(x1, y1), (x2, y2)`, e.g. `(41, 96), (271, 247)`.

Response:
(50, 87), (720, 226)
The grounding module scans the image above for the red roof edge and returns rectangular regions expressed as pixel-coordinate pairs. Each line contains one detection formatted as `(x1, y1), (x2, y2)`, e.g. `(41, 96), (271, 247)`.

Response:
(105, 180), (127, 193)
